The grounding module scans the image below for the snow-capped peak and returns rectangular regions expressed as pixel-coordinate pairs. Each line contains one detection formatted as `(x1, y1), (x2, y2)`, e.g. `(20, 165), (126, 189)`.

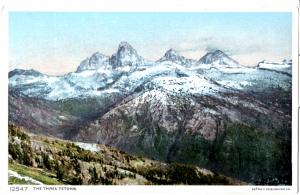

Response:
(198, 50), (239, 67)
(158, 49), (195, 66)
(109, 42), (144, 69)
(89, 52), (109, 66)
(76, 52), (109, 73)
(118, 41), (136, 53)
(164, 49), (179, 59)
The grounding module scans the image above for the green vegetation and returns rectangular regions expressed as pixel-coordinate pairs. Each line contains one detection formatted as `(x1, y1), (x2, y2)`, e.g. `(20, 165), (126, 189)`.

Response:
(88, 166), (99, 184)
(8, 112), (291, 185)
(9, 176), (36, 185)
(216, 122), (291, 185)
(8, 124), (239, 185)
(55, 95), (119, 118)
(173, 122), (291, 185)
(55, 161), (64, 181)
(136, 162), (231, 185)
(168, 163), (229, 185)
(217, 124), (274, 179)
(9, 124), (34, 166)
(9, 124), (30, 142)
(42, 153), (52, 170)
(9, 162), (64, 185)
(9, 143), (23, 162)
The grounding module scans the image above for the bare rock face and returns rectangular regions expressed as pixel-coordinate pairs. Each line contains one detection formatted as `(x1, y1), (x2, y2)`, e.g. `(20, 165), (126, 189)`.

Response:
(109, 42), (145, 69)
(9, 89), (79, 138)
(76, 52), (110, 73)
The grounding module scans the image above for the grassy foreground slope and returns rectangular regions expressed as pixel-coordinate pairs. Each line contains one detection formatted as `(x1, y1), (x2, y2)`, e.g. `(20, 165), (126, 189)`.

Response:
(8, 124), (245, 185)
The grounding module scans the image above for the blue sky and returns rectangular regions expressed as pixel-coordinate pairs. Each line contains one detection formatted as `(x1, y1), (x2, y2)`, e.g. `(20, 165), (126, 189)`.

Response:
(9, 12), (292, 75)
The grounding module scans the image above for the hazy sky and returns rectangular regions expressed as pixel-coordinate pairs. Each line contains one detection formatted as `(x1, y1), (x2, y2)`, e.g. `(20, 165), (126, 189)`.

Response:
(9, 12), (292, 75)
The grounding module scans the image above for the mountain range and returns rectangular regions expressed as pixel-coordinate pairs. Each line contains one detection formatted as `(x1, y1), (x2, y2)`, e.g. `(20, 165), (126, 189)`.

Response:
(8, 42), (292, 185)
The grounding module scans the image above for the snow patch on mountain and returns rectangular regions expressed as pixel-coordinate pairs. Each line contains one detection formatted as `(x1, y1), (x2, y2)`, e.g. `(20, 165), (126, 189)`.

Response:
(8, 170), (44, 185)
(152, 74), (220, 95)
(133, 90), (169, 106)
(214, 67), (256, 74)
(217, 80), (244, 90)
(91, 88), (120, 96)
(9, 75), (42, 86)
(75, 142), (100, 152)
(47, 80), (78, 100)
(257, 60), (292, 74)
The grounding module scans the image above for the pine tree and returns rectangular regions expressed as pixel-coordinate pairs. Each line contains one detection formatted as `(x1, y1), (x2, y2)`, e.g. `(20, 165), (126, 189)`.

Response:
(56, 161), (64, 181)
(89, 166), (99, 184)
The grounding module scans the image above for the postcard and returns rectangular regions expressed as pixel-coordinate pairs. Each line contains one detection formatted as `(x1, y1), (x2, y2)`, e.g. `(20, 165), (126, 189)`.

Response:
(1, 0), (299, 194)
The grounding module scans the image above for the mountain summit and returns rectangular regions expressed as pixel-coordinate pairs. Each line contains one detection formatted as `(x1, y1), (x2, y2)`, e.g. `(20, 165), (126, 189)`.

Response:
(76, 52), (110, 73)
(76, 44), (241, 73)
(76, 42), (144, 73)
(163, 49), (180, 60)
(158, 49), (195, 66)
(198, 50), (239, 66)
(109, 42), (144, 69)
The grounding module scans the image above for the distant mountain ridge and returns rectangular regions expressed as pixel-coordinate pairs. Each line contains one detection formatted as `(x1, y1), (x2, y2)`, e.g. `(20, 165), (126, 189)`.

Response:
(9, 42), (291, 101)
(11, 42), (292, 78)
(75, 42), (242, 73)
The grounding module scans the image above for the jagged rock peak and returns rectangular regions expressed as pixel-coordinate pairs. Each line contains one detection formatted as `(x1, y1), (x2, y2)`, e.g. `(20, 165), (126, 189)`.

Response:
(115, 42), (139, 58)
(198, 49), (239, 66)
(164, 49), (179, 58)
(90, 52), (108, 60)
(109, 42), (143, 69)
(158, 48), (195, 66)
(89, 52), (109, 66)
(118, 41), (135, 51)
(76, 52), (110, 73)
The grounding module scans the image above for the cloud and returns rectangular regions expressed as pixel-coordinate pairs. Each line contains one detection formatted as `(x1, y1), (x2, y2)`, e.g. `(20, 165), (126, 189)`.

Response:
(168, 35), (290, 66)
